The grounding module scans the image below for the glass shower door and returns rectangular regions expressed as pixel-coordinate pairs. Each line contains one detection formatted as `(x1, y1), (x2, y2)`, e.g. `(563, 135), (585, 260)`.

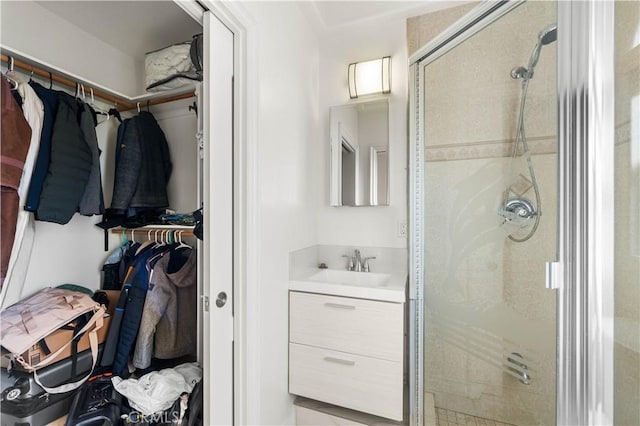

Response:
(614, 1), (640, 424)
(411, 2), (558, 424)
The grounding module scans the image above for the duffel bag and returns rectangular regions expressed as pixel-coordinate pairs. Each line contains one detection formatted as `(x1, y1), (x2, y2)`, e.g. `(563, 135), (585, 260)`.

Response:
(0, 287), (105, 393)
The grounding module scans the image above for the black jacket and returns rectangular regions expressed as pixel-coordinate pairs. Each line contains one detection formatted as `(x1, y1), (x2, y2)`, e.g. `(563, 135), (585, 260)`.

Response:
(111, 111), (172, 212)
(37, 93), (92, 224)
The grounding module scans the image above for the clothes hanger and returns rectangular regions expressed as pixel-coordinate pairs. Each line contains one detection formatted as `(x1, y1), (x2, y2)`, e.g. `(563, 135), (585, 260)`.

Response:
(176, 231), (192, 250)
(90, 88), (107, 114)
(158, 230), (168, 247)
(4, 57), (20, 90)
(89, 87), (111, 122)
(152, 229), (167, 248)
(136, 235), (155, 255)
(48, 72), (53, 89)
(146, 230), (172, 267)
(137, 102), (141, 114)
(120, 229), (128, 246)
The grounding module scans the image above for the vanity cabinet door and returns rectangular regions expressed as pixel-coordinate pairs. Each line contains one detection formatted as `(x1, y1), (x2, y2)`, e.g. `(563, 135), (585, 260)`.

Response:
(289, 343), (403, 421)
(289, 292), (403, 362)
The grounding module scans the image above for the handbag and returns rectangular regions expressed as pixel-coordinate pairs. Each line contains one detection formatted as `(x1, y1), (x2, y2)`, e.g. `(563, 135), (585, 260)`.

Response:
(0, 287), (106, 394)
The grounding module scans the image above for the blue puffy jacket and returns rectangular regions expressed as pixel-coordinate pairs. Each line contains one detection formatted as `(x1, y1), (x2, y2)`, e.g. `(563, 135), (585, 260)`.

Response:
(111, 243), (161, 377)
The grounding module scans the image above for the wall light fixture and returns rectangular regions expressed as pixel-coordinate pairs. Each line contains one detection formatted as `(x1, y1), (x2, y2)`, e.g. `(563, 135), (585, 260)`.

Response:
(348, 56), (391, 99)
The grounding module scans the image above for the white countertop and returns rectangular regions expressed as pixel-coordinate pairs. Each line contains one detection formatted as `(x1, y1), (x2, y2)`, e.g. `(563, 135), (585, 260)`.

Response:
(289, 269), (407, 303)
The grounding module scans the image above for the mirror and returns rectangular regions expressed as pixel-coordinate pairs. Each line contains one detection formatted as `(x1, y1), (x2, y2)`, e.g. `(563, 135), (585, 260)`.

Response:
(330, 99), (389, 206)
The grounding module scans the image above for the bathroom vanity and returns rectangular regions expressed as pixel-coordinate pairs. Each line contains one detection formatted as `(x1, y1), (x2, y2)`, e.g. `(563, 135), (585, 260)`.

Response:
(288, 263), (406, 422)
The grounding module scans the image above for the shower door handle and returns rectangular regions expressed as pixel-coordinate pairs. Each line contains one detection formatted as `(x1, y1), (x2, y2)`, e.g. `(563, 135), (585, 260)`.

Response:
(545, 261), (562, 289)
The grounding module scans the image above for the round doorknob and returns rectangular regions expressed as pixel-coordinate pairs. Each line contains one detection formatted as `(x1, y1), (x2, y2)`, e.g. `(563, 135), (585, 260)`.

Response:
(216, 292), (227, 308)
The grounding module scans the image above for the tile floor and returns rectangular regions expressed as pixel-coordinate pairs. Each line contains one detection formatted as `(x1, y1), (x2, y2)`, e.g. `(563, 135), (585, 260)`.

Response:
(435, 408), (515, 426)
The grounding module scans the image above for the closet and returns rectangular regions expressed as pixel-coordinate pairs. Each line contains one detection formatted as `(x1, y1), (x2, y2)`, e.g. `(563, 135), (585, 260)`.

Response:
(0, 1), (234, 424)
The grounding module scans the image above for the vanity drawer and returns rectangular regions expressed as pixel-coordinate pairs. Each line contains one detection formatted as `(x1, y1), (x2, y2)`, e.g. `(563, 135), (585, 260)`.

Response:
(289, 343), (403, 421)
(295, 406), (368, 426)
(289, 291), (403, 362)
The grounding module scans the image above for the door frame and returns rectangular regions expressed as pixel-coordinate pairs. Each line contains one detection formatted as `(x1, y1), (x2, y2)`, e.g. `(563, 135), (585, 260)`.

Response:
(556, 1), (614, 424)
(178, 1), (258, 424)
(408, 3), (525, 424)
(407, 1), (615, 425)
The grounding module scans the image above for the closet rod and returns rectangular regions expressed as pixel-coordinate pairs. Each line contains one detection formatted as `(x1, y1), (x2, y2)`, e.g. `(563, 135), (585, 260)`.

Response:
(110, 227), (195, 238)
(1, 54), (195, 111)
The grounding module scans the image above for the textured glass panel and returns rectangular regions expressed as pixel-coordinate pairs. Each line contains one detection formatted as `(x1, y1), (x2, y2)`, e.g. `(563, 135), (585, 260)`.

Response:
(414, 2), (557, 424)
(614, 1), (640, 424)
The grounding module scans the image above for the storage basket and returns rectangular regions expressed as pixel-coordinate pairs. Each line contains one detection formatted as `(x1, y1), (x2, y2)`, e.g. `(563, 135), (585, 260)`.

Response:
(145, 35), (202, 92)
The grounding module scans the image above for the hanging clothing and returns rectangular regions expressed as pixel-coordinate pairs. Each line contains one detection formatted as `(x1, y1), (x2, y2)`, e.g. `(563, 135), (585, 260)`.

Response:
(14, 82), (44, 207)
(101, 243), (131, 290)
(101, 242), (142, 368)
(78, 103), (105, 215)
(24, 81), (59, 212)
(11, 90), (23, 111)
(112, 243), (174, 377)
(37, 93), (92, 224)
(133, 247), (197, 369)
(0, 78), (32, 286)
(0, 79), (32, 193)
(3, 80), (44, 295)
(111, 111), (172, 212)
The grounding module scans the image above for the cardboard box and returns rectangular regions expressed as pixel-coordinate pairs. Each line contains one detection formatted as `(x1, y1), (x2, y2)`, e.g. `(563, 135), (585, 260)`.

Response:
(18, 290), (120, 368)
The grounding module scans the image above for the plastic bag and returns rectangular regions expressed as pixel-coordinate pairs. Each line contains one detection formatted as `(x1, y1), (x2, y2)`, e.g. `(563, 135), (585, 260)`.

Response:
(111, 362), (202, 416)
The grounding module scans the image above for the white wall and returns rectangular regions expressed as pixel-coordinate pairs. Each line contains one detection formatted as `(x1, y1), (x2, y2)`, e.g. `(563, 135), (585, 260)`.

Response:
(0, 1), (140, 96)
(237, 2), (321, 425)
(316, 16), (411, 249)
(237, 4), (456, 423)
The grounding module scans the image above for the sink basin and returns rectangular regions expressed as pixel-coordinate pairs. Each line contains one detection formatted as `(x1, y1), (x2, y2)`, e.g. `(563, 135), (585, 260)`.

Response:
(308, 269), (391, 287)
(290, 268), (406, 303)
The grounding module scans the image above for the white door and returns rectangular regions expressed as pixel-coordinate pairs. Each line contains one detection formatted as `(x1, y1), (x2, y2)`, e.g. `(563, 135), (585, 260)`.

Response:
(202, 10), (234, 425)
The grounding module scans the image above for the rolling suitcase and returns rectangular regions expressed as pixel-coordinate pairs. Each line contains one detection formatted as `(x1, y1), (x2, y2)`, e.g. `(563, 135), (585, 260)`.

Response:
(1, 345), (103, 426)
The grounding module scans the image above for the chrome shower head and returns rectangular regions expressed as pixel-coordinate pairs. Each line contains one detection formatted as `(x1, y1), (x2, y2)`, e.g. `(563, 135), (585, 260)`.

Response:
(539, 24), (557, 46)
(526, 23), (557, 79)
(511, 23), (557, 81)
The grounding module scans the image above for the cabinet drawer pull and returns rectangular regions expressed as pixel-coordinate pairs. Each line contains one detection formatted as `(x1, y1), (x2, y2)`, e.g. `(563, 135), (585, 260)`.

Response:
(323, 356), (356, 366)
(324, 302), (356, 310)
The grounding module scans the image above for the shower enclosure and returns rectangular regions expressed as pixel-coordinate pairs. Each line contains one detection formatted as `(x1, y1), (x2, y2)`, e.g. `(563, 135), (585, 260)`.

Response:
(408, 1), (638, 425)
(413, 2), (558, 424)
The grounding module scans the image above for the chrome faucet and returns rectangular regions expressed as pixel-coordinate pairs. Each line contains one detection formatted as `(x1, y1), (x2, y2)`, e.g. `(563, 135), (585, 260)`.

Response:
(353, 249), (362, 272)
(342, 249), (376, 272)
